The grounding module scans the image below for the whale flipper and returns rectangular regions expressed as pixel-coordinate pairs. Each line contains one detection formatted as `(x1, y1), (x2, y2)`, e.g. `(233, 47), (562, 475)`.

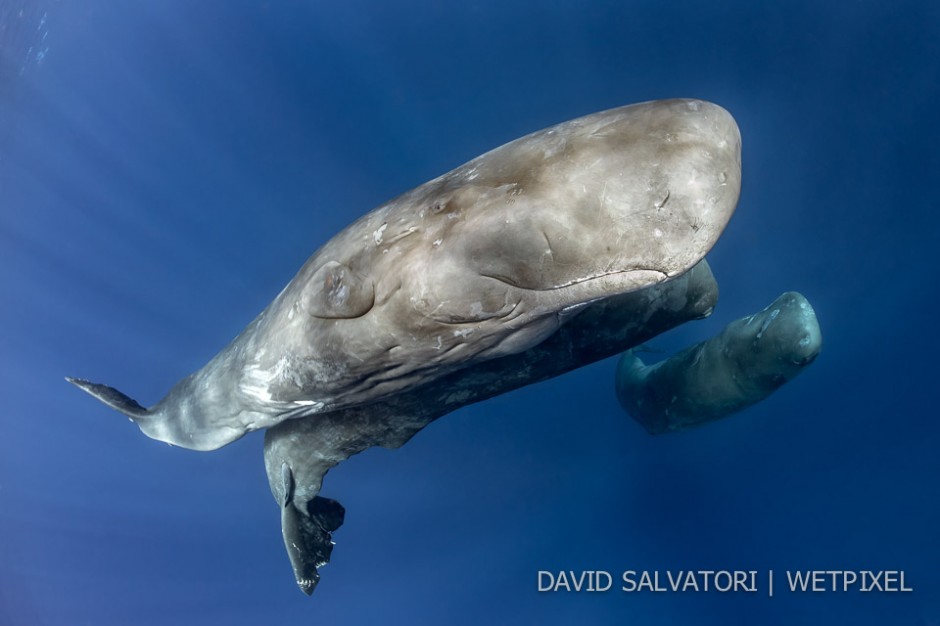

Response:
(281, 490), (345, 595)
(65, 377), (149, 419)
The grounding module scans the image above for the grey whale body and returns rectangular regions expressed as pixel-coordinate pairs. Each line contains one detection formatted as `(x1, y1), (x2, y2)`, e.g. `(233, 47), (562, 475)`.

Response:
(68, 99), (820, 595)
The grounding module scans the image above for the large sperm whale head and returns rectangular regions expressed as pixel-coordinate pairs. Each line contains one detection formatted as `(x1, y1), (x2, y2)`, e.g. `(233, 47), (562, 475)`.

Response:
(69, 99), (742, 451)
(273, 100), (741, 394)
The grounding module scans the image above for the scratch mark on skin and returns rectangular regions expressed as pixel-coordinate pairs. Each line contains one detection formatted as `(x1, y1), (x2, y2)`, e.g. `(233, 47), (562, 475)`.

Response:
(541, 228), (554, 264)
(655, 189), (670, 209)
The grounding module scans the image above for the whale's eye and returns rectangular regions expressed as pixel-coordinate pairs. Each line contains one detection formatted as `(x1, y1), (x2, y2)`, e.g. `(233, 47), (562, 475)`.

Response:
(308, 261), (375, 319)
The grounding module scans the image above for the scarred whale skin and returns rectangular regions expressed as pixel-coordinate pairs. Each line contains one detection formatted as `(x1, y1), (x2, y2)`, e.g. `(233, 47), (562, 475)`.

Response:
(68, 99), (742, 452)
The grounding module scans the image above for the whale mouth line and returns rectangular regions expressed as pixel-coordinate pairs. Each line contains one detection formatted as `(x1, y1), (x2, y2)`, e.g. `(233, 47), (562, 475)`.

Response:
(479, 267), (669, 292)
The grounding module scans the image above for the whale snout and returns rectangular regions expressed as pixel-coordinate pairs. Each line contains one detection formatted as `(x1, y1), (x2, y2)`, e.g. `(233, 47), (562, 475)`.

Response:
(792, 332), (822, 366)
(746, 291), (822, 373)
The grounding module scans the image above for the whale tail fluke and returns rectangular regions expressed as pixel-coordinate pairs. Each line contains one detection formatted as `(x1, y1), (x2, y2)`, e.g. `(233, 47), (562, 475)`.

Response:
(65, 377), (150, 420)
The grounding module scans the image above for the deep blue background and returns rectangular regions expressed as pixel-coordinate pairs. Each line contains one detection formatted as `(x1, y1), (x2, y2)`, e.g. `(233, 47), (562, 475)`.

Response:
(2, 1), (939, 624)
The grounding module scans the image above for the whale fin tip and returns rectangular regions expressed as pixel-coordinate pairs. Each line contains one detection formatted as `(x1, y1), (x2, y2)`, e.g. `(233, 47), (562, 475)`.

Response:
(66, 376), (149, 419)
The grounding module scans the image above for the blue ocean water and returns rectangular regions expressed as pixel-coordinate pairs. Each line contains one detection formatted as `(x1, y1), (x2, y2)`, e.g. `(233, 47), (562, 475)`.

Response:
(2, 0), (939, 624)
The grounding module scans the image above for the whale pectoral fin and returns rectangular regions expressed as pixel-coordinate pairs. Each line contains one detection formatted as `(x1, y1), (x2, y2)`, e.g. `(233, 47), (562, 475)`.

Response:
(282, 494), (346, 595)
(280, 462), (295, 508)
(65, 377), (150, 420)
